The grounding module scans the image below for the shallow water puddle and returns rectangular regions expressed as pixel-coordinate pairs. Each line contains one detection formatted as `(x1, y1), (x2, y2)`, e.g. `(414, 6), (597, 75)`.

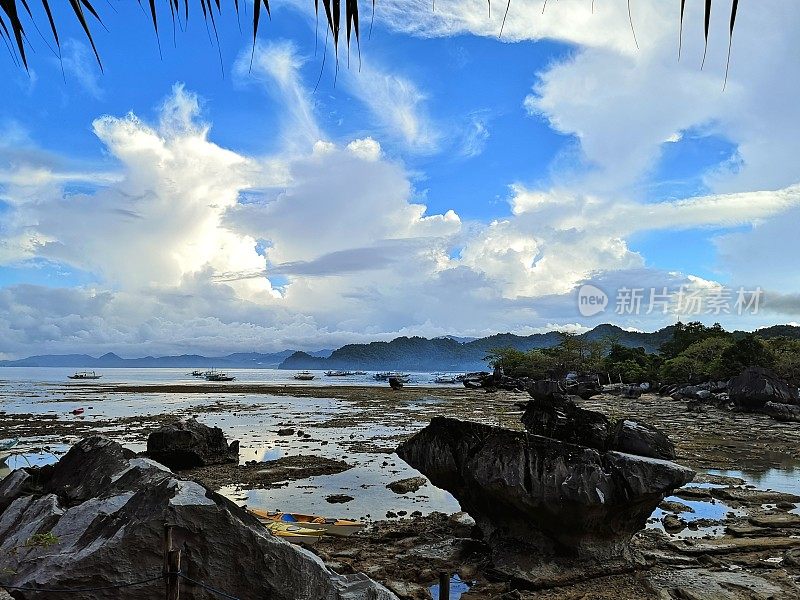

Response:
(429, 574), (471, 599)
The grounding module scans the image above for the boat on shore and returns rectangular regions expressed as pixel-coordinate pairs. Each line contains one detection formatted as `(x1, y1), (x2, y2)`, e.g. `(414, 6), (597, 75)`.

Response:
(249, 509), (365, 537)
(433, 374), (458, 384)
(0, 438), (19, 463)
(293, 371), (315, 381)
(263, 521), (324, 545)
(67, 371), (102, 380)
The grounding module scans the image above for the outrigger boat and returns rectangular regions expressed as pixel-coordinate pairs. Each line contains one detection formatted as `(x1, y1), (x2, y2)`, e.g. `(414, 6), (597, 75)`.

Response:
(293, 371), (315, 381)
(263, 521), (324, 546)
(324, 370), (355, 377)
(0, 438), (19, 463)
(68, 371), (102, 380)
(204, 370), (235, 382)
(249, 509), (366, 537)
(373, 372), (410, 382)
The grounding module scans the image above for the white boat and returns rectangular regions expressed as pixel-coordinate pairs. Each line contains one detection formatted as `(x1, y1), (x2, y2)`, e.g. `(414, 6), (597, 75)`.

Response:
(0, 438), (19, 462)
(324, 370), (354, 377)
(293, 371), (315, 381)
(434, 374), (457, 384)
(68, 371), (102, 380)
(374, 372), (410, 382)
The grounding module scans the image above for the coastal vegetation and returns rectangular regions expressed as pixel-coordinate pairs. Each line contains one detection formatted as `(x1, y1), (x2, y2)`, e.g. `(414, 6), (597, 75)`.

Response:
(489, 321), (800, 386)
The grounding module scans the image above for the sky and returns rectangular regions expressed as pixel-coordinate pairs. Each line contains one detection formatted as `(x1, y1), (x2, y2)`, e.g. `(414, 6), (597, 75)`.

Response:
(1, 0), (800, 358)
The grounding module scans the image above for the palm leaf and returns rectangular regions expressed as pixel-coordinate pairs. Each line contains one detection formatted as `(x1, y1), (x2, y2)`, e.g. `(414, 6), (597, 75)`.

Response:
(0, 0), (743, 83)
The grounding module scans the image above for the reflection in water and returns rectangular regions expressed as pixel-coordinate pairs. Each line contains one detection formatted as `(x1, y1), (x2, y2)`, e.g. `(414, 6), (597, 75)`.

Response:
(429, 574), (471, 600)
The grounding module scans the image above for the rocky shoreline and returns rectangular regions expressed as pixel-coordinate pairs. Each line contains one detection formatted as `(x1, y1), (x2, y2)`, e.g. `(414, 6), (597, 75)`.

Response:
(2, 382), (800, 598)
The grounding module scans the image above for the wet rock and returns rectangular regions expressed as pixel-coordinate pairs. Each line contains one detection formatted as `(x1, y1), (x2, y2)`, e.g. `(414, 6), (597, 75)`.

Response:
(526, 379), (566, 402)
(749, 513), (800, 528)
(761, 401), (800, 422)
(396, 416), (694, 578)
(327, 494), (355, 504)
(784, 547), (800, 567)
(622, 385), (643, 399)
(659, 500), (694, 514)
(387, 476), (427, 494)
(277, 428), (295, 436)
(729, 366), (799, 410)
(146, 417), (238, 471)
(0, 436), (396, 600)
(520, 396), (609, 451)
(662, 514), (686, 533)
(608, 419), (675, 460)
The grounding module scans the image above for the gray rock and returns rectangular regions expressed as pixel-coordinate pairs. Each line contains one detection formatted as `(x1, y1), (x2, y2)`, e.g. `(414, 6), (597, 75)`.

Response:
(662, 514), (686, 533)
(608, 419), (676, 460)
(396, 417), (694, 568)
(146, 417), (239, 471)
(729, 366), (799, 410)
(386, 476), (427, 494)
(761, 401), (800, 422)
(0, 436), (396, 600)
(521, 396), (609, 451)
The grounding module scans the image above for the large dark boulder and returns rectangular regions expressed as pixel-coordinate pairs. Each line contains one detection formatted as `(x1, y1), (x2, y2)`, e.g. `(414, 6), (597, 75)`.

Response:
(147, 417), (239, 471)
(396, 417), (694, 582)
(0, 436), (395, 600)
(526, 379), (567, 402)
(608, 419), (675, 460)
(761, 402), (800, 423)
(521, 397), (610, 451)
(729, 367), (799, 410)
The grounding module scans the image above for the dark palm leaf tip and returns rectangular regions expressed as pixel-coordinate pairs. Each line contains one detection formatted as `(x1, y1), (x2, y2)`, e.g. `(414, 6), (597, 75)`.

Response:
(1, 0), (740, 84)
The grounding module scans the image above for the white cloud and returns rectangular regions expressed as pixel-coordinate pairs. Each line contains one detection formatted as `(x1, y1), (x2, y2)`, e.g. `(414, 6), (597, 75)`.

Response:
(344, 61), (441, 153)
(61, 39), (103, 99)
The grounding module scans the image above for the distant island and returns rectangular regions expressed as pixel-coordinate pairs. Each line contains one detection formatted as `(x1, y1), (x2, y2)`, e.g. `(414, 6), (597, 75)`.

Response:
(5, 323), (800, 373)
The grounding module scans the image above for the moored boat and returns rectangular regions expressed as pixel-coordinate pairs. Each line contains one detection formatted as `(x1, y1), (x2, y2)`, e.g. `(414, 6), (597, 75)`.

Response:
(204, 370), (235, 382)
(67, 371), (102, 380)
(434, 374), (457, 384)
(373, 372), (410, 382)
(324, 370), (354, 377)
(263, 521), (325, 545)
(0, 438), (19, 462)
(293, 371), (315, 381)
(249, 509), (366, 537)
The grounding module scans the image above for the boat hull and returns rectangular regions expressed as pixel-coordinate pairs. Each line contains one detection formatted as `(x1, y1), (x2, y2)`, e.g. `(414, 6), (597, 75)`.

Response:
(250, 509), (365, 537)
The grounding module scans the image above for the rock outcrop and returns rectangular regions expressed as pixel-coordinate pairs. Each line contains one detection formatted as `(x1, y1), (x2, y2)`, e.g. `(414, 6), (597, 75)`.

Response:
(729, 367), (799, 410)
(146, 417), (239, 471)
(609, 419), (675, 460)
(0, 436), (395, 600)
(396, 417), (694, 582)
(520, 397), (675, 460)
(520, 396), (609, 451)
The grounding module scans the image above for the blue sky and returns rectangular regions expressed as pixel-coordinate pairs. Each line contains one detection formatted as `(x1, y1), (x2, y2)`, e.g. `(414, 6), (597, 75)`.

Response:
(1, 1), (799, 357)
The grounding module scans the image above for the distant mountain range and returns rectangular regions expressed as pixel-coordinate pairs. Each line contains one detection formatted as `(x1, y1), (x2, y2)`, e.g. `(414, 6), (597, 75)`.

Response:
(4, 324), (800, 372)
(0, 349), (333, 369)
(278, 324), (675, 372)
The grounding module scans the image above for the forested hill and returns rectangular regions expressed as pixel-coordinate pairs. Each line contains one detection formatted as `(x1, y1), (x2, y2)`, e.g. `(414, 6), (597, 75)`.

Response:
(279, 324), (678, 371)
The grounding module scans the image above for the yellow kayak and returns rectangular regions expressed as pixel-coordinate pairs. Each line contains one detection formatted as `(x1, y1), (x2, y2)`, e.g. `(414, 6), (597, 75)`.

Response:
(251, 509), (366, 537)
(265, 521), (324, 546)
